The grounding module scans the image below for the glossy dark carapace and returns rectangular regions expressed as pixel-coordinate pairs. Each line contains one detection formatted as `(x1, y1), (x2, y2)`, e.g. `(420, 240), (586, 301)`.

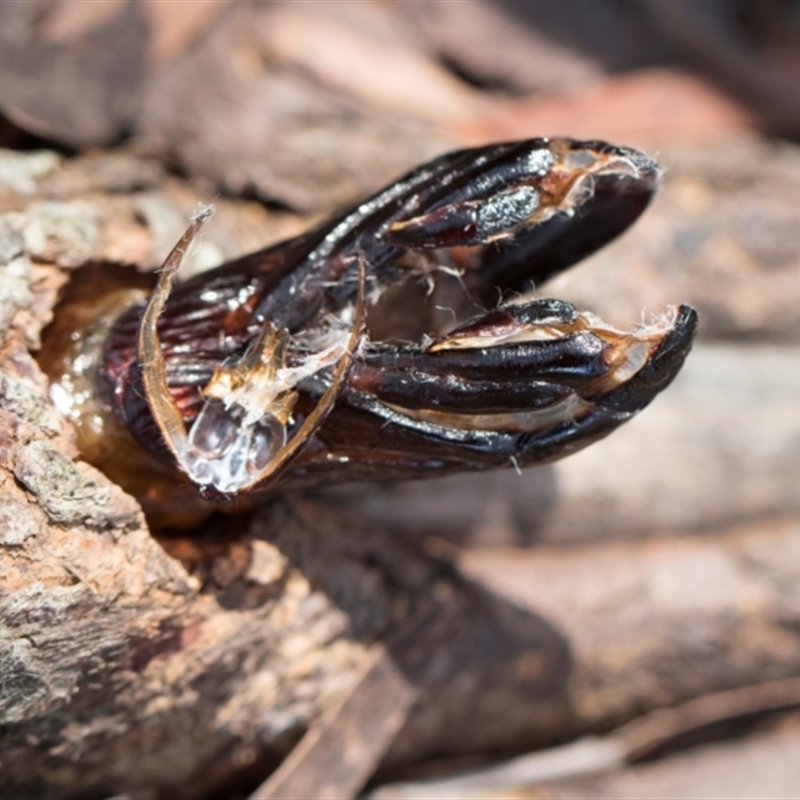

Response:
(44, 138), (697, 527)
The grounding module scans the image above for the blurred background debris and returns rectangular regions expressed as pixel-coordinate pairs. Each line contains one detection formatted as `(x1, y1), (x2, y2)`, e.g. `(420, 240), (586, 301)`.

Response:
(1, 1), (800, 798)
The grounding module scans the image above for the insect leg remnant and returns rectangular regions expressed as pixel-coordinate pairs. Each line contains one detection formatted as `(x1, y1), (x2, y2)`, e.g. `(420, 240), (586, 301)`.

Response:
(138, 207), (367, 500)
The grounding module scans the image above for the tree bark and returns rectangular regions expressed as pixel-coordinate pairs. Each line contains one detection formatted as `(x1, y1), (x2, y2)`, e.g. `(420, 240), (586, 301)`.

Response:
(3, 146), (800, 799)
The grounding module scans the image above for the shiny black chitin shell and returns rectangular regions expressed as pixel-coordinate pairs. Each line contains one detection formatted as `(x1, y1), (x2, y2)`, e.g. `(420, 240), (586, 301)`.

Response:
(100, 138), (697, 498)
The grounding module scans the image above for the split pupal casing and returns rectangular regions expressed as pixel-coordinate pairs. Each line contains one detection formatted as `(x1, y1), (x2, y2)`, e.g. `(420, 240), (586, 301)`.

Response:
(90, 137), (694, 502)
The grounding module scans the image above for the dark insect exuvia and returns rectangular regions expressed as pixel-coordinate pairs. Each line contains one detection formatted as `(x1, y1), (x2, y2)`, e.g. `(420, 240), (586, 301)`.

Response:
(45, 138), (697, 527)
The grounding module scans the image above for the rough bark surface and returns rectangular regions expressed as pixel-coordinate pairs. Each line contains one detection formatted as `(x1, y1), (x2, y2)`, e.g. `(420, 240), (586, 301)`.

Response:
(2, 145), (800, 799)
(3, 3), (800, 796)
(0, 149), (567, 798)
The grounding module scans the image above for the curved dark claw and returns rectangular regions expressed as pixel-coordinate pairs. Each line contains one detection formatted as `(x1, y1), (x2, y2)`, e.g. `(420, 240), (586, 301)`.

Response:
(96, 138), (695, 501)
